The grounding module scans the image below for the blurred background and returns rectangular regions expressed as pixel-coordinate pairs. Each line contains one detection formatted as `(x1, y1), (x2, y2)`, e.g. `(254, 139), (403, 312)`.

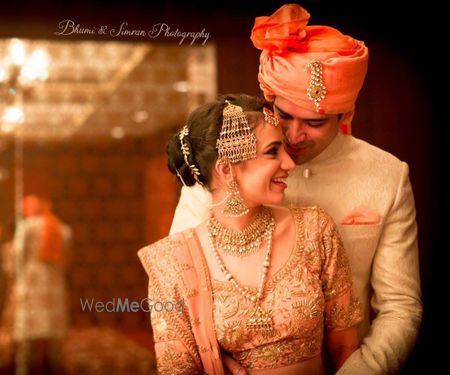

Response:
(0, 0), (443, 374)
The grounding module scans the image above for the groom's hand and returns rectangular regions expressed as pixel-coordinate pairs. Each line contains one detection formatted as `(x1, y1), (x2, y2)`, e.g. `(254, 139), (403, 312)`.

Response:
(222, 351), (247, 375)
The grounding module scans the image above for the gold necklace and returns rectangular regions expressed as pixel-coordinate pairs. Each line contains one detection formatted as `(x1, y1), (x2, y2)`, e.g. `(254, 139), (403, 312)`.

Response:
(207, 208), (276, 338)
(207, 206), (274, 257)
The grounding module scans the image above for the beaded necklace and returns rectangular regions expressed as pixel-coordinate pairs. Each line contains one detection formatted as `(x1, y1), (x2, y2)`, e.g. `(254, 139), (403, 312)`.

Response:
(207, 207), (276, 337)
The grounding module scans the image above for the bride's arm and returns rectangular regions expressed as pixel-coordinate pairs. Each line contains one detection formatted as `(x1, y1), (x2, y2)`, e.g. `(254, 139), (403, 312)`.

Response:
(326, 327), (359, 370)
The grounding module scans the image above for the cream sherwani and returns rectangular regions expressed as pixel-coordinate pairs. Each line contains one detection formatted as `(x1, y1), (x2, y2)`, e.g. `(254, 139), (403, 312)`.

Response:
(169, 132), (422, 374)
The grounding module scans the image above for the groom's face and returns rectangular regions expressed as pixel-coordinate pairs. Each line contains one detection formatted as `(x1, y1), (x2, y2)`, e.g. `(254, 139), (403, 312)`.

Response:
(273, 96), (340, 165)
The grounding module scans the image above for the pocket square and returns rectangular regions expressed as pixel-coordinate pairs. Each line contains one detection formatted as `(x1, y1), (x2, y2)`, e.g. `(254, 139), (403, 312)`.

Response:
(340, 206), (381, 225)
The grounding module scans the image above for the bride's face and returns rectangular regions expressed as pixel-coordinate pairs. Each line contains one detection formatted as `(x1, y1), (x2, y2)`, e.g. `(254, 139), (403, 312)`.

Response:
(233, 121), (295, 207)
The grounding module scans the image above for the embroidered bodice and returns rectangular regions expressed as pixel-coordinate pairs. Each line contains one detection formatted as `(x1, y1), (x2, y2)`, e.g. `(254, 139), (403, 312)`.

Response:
(138, 205), (362, 374)
(211, 206), (362, 370)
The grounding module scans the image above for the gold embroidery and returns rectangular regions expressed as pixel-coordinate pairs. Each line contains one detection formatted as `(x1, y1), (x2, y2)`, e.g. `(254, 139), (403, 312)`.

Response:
(139, 236), (202, 368)
(197, 344), (210, 353)
(232, 337), (322, 369)
(321, 221), (353, 300)
(157, 344), (200, 374)
(190, 317), (201, 326)
(221, 294), (241, 320)
(140, 207), (362, 371)
(325, 288), (362, 330)
(216, 320), (242, 348)
(186, 288), (199, 297)
(292, 298), (321, 320)
(211, 206), (362, 369)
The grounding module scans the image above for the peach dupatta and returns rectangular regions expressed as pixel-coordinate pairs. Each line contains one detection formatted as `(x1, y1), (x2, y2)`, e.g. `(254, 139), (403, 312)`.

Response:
(138, 229), (225, 374)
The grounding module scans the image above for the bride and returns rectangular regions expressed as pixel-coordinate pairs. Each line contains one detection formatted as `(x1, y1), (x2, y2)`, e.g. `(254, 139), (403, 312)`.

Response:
(138, 94), (362, 374)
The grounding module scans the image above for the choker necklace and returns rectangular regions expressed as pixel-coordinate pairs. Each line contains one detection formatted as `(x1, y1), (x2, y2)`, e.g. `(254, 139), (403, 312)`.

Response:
(207, 207), (276, 338)
(207, 206), (274, 257)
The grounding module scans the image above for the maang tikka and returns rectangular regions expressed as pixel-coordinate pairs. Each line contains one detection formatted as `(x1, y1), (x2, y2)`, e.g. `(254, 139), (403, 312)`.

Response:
(217, 101), (257, 164)
(217, 101), (257, 217)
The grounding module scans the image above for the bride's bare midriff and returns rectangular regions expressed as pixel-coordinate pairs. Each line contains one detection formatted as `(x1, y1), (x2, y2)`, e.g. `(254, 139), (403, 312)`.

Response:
(246, 354), (326, 375)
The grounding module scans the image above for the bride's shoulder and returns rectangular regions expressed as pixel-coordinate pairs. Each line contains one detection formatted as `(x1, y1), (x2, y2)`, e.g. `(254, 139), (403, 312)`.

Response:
(285, 205), (336, 233)
(137, 230), (193, 261)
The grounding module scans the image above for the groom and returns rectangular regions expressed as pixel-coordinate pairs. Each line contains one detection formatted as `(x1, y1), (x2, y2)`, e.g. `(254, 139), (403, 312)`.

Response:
(170, 4), (422, 374)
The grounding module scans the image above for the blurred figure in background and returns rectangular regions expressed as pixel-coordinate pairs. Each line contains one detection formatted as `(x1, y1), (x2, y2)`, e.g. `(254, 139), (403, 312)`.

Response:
(9, 195), (72, 375)
(0, 220), (16, 373)
(1, 220), (15, 320)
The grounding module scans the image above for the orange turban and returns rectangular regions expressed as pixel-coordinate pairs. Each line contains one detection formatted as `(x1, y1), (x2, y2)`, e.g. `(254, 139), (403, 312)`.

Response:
(251, 4), (368, 115)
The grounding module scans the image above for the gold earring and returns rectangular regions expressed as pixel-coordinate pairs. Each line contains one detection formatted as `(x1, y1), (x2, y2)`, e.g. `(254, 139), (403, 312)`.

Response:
(222, 179), (249, 217)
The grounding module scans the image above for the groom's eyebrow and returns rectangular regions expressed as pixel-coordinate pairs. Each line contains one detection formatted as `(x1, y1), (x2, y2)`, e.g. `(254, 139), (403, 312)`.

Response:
(303, 117), (328, 123)
(274, 103), (328, 122)
(273, 104), (293, 119)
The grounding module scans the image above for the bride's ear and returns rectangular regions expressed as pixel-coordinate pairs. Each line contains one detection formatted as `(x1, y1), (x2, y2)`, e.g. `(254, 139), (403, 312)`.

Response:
(214, 161), (233, 186)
